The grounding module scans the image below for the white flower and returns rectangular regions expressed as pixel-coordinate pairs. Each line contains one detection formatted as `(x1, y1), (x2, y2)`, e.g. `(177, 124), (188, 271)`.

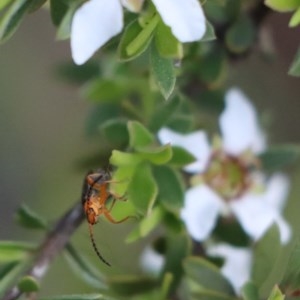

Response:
(158, 88), (291, 244)
(207, 243), (252, 294)
(71, 0), (206, 65)
(140, 247), (164, 275)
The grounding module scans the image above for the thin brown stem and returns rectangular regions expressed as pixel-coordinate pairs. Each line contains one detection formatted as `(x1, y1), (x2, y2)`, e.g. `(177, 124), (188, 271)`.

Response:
(3, 201), (85, 300)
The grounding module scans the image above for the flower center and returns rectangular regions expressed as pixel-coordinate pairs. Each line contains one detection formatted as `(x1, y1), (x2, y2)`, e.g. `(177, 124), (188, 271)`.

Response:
(203, 151), (252, 201)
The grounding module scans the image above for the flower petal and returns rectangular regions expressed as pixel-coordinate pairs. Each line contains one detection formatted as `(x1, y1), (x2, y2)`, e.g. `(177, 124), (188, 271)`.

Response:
(71, 0), (123, 65)
(230, 194), (276, 241)
(264, 173), (290, 211)
(207, 244), (252, 294)
(152, 0), (206, 42)
(121, 0), (144, 12)
(181, 185), (223, 241)
(140, 247), (164, 275)
(158, 127), (211, 173)
(219, 88), (266, 155)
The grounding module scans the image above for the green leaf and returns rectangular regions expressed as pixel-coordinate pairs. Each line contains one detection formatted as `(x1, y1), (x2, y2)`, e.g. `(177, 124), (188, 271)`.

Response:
(289, 7), (300, 26)
(154, 20), (183, 59)
(161, 272), (173, 299)
(64, 244), (107, 289)
(128, 163), (158, 214)
(28, 0), (47, 12)
(168, 146), (196, 167)
(137, 144), (172, 165)
(0, 241), (35, 262)
(50, 0), (69, 26)
(152, 165), (184, 212)
(40, 295), (113, 300)
(82, 79), (124, 103)
(191, 289), (237, 300)
(148, 95), (181, 132)
(150, 42), (176, 100)
(126, 206), (165, 242)
(118, 19), (152, 61)
(108, 275), (158, 296)
(0, 0), (33, 43)
(0, 261), (29, 299)
(163, 233), (190, 293)
(225, 16), (255, 54)
(281, 239), (300, 290)
(265, 0), (300, 12)
(56, 2), (82, 40)
(267, 285), (285, 300)
(184, 257), (235, 295)
(242, 281), (260, 300)
(110, 150), (142, 166)
(128, 121), (154, 149)
(100, 119), (129, 147)
(18, 275), (39, 293)
(15, 204), (47, 230)
(289, 48), (300, 76)
(259, 145), (300, 172)
(125, 14), (159, 57)
(252, 224), (281, 288)
(0, 0), (13, 11)
(201, 20), (217, 42)
(198, 48), (226, 85)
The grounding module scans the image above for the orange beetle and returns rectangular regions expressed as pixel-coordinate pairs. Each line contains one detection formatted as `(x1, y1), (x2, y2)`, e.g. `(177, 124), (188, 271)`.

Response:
(82, 169), (129, 266)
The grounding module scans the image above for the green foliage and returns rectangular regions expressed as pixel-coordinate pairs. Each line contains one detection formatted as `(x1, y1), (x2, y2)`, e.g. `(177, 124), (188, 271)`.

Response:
(267, 285), (285, 300)
(17, 275), (39, 292)
(242, 282), (260, 300)
(259, 145), (300, 172)
(15, 204), (47, 230)
(184, 257), (235, 296)
(150, 42), (176, 99)
(265, 0), (300, 12)
(0, 241), (35, 263)
(252, 225), (281, 289)
(288, 47), (300, 76)
(39, 295), (114, 300)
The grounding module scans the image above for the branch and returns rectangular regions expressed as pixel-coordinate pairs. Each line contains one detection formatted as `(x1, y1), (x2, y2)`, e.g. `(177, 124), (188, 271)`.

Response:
(3, 201), (85, 300)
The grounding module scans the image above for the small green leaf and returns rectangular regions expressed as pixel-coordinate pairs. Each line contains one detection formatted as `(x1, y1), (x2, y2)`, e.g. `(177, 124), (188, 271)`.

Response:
(289, 7), (300, 26)
(40, 294), (112, 300)
(225, 16), (255, 54)
(0, 0), (32, 43)
(110, 150), (142, 166)
(18, 275), (39, 293)
(201, 20), (217, 42)
(191, 289), (237, 300)
(154, 20), (183, 59)
(0, 0), (13, 11)
(161, 272), (173, 299)
(126, 206), (165, 242)
(64, 244), (107, 289)
(259, 145), (300, 172)
(100, 119), (129, 147)
(128, 163), (158, 214)
(289, 47), (300, 76)
(184, 257), (235, 295)
(148, 95), (181, 132)
(108, 275), (158, 296)
(267, 285), (285, 300)
(0, 241), (35, 263)
(150, 42), (176, 100)
(265, 0), (300, 12)
(118, 19), (152, 61)
(252, 224), (281, 288)
(50, 0), (68, 26)
(82, 79), (124, 103)
(168, 146), (196, 167)
(281, 239), (300, 290)
(56, 2), (82, 40)
(126, 14), (159, 57)
(242, 281), (260, 300)
(128, 121), (154, 149)
(28, 0), (47, 12)
(164, 233), (190, 293)
(15, 204), (47, 230)
(152, 165), (184, 212)
(137, 144), (172, 165)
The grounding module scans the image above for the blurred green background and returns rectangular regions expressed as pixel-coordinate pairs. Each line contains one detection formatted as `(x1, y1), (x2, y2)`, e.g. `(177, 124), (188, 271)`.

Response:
(0, 8), (300, 296)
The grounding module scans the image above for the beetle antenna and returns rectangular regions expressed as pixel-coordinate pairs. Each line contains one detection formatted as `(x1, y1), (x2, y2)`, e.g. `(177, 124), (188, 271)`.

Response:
(88, 223), (111, 267)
